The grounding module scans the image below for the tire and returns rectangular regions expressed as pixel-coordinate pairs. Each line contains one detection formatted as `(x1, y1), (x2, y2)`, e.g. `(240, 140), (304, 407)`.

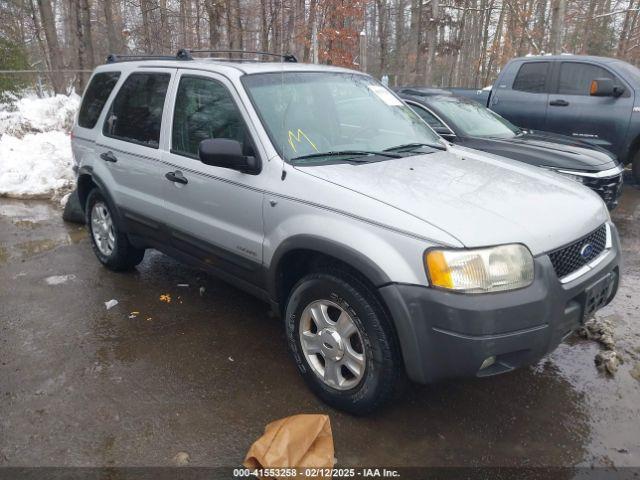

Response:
(285, 270), (404, 414)
(85, 188), (145, 271)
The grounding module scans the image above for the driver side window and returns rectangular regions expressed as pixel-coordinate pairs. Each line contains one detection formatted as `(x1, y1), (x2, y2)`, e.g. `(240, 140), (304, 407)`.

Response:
(172, 76), (249, 158)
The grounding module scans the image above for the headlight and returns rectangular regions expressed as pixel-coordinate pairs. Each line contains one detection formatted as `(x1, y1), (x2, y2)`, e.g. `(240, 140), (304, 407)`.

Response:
(425, 244), (534, 293)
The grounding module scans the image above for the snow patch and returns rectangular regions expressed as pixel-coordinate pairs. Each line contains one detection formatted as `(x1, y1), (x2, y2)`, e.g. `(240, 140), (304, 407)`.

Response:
(0, 131), (75, 198)
(0, 93), (79, 199)
(0, 93), (80, 137)
(45, 274), (76, 285)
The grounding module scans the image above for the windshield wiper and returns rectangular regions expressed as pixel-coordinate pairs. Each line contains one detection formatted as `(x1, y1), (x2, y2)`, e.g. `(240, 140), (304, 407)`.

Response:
(383, 142), (446, 152)
(291, 150), (402, 163)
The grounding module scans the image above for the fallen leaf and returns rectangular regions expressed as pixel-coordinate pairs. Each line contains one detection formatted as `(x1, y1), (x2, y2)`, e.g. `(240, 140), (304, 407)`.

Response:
(173, 451), (190, 466)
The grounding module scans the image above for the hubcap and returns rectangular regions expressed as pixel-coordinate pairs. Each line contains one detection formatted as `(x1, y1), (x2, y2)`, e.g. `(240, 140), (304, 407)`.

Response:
(299, 299), (366, 390)
(90, 202), (115, 256)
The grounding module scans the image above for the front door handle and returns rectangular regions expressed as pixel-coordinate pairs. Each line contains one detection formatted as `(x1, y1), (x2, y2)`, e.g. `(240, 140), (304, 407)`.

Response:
(165, 170), (188, 185)
(100, 151), (118, 162)
(549, 99), (570, 107)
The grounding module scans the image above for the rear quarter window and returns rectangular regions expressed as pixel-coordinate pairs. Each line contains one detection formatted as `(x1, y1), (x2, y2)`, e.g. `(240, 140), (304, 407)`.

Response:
(102, 72), (171, 148)
(78, 72), (121, 129)
(512, 62), (550, 93)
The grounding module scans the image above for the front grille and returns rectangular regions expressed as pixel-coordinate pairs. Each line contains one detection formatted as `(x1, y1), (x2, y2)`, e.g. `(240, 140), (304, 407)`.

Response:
(583, 173), (623, 209)
(548, 224), (607, 279)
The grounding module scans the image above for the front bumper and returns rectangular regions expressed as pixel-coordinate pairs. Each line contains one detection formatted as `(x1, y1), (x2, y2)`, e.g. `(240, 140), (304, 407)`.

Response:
(379, 224), (621, 384)
(558, 165), (624, 210)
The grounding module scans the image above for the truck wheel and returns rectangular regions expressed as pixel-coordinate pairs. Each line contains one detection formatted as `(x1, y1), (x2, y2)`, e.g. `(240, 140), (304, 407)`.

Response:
(285, 270), (404, 414)
(85, 189), (145, 271)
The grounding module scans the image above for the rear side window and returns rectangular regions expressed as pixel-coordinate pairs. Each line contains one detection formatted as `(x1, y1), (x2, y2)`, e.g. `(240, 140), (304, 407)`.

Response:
(172, 76), (249, 158)
(558, 62), (622, 95)
(513, 62), (549, 93)
(78, 72), (120, 128)
(103, 72), (171, 148)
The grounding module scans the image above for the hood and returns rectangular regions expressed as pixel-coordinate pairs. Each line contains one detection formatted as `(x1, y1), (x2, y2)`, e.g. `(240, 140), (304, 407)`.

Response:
(295, 148), (609, 255)
(464, 130), (618, 171)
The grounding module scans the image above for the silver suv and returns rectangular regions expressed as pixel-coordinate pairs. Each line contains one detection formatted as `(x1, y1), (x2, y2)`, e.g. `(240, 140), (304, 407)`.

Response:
(71, 51), (620, 414)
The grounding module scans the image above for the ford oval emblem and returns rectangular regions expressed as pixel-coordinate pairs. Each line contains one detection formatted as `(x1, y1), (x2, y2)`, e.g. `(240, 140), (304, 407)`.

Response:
(580, 243), (594, 259)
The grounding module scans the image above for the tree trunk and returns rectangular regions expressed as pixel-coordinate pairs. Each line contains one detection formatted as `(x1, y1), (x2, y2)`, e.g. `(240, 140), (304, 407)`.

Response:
(103, 0), (121, 54)
(393, 0), (405, 85)
(140, 0), (153, 52)
(79, 0), (94, 67)
(425, 0), (439, 85)
(550, 0), (566, 54)
(260, 0), (269, 52)
(36, 0), (65, 93)
(160, 0), (169, 52)
(376, 0), (387, 75)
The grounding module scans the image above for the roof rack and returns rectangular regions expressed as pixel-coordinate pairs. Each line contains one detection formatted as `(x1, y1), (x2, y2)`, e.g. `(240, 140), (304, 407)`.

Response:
(184, 49), (297, 63)
(105, 49), (297, 64)
(105, 51), (193, 63)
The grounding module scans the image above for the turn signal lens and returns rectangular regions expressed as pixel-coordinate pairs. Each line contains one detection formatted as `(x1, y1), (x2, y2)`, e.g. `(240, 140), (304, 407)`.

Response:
(425, 244), (534, 293)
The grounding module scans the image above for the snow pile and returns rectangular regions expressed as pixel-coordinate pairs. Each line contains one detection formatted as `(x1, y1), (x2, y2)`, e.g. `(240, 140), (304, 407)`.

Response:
(0, 131), (75, 198)
(0, 92), (80, 136)
(0, 93), (80, 199)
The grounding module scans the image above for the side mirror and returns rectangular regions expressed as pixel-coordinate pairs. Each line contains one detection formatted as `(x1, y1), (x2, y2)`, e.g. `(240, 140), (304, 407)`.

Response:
(198, 139), (260, 174)
(590, 78), (614, 97)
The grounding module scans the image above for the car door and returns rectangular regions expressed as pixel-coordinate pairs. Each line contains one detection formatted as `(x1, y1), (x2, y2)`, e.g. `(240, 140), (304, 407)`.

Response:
(545, 61), (633, 158)
(160, 70), (265, 286)
(97, 69), (174, 232)
(490, 60), (551, 130)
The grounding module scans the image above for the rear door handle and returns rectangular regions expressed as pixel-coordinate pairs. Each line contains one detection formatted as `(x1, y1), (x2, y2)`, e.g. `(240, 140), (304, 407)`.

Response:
(165, 170), (188, 185)
(549, 99), (570, 107)
(100, 151), (118, 162)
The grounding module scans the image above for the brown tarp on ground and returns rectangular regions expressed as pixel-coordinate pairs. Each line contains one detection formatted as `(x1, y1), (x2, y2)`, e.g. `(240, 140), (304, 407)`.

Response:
(244, 414), (334, 480)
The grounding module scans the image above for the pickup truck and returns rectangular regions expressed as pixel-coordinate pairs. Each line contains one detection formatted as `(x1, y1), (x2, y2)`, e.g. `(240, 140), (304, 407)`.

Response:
(450, 55), (640, 181)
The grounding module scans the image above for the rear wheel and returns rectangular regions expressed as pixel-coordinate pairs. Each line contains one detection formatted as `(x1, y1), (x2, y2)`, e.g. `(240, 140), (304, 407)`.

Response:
(85, 189), (145, 271)
(285, 270), (404, 414)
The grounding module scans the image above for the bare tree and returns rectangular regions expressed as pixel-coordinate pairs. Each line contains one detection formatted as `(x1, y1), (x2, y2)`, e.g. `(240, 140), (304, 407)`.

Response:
(36, 0), (65, 92)
(550, 0), (566, 54)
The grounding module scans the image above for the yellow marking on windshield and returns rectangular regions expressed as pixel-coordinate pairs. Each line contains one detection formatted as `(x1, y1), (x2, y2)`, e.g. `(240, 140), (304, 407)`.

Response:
(288, 129), (319, 153)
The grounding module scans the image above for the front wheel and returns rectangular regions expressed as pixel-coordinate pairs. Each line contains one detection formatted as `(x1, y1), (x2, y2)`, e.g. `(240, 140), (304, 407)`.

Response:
(285, 271), (404, 414)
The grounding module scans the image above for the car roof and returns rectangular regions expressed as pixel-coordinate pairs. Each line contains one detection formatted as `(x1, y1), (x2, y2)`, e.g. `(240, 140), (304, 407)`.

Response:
(395, 87), (453, 97)
(93, 58), (360, 79)
(511, 54), (619, 64)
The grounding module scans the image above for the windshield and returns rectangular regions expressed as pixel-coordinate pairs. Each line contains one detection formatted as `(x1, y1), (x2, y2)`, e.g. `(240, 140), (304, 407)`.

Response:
(241, 72), (443, 163)
(431, 96), (521, 138)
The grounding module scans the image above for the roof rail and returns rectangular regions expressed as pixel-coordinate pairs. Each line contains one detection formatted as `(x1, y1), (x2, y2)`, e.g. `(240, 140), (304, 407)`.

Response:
(104, 49), (297, 64)
(184, 49), (297, 63)
(105, 50), (193, 64)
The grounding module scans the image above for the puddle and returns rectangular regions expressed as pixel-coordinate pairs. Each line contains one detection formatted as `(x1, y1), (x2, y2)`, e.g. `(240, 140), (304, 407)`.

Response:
(66, 226), (87, 244)
(12, 219), (44, 229)
(16, 239), (63, 257)
(0, 201), (57, 222)
(0, 198), (87, 263)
